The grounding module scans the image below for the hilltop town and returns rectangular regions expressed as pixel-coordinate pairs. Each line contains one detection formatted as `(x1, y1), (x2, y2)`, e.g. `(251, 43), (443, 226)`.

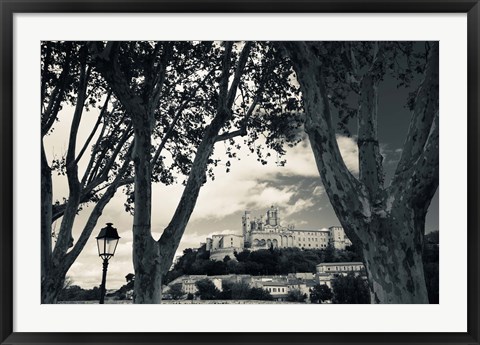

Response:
(162, 206), (366, 303)
(56, 207), (439, 304)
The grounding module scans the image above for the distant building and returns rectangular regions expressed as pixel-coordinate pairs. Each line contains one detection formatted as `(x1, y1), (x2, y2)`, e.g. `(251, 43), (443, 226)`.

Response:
(205, 206), (352, 261)
(179, 275), (223, 295)
(316, 262), (366, 289)
(260, 281), (289, 301)
(168, 273), (318, 301)
(206, 234), (244, 261)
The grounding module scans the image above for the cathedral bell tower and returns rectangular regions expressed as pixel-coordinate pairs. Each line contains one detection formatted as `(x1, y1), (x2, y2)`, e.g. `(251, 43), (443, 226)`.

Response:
(242, 211), (251, 245)
(266, 205), (279, 226)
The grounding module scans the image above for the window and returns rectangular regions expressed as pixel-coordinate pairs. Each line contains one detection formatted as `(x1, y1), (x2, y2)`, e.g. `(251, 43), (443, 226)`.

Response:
(273, 288), (277, 292)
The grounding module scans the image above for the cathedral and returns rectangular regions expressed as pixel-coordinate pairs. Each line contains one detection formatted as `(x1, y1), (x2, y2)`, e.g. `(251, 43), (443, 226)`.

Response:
(205, 206), (352, 261)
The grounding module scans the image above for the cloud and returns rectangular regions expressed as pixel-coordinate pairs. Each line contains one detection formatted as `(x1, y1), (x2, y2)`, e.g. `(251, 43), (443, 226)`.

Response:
(280, 197), (315, 218)
(171, 135), (355, 223)
(312, 186), (325, 196)
(150, 139), (317, 223)
(48, 118), (360, 289)
(336, 135), (359, 174)
(379, 143), (404, 166)
(67, 238), (134, 289)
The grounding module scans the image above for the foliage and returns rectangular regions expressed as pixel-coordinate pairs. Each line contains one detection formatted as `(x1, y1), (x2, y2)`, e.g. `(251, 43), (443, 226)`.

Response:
(87, 40), (307, 303)
(331, 273), (371, 304)
(110, 275), (135, 300)
(194, 279), (221, 300)
(219, 281), (261, 300)
(286, 289), (307, 302)
(230, 281), (252, 300)
(57, 285), (102, 301)
(169, 283), (185, 300)
(286, 41), (429, 136)
(310, 284), (333, 304)
(247, 287), (274, 301)
(165, 246), (360, 284)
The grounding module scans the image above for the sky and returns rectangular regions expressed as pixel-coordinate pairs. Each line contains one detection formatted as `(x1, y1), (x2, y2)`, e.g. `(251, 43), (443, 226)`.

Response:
(44, 50), (439, 290)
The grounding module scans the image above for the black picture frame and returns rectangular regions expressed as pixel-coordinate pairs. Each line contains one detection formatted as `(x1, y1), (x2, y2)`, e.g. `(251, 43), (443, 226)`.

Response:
(1, 1), (478, 344)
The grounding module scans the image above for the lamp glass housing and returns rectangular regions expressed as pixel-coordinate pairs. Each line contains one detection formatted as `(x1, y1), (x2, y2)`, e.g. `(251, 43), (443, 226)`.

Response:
(96, 223), (120, 260)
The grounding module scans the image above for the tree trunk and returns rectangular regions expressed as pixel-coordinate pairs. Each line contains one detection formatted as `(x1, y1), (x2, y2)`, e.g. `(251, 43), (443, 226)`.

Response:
(41, 266), (66, 304)
(131, 127), (159, 303)
(358, 206), (428, 304)
(283, 41), (438, 304)
(132, 237), (163, 303)
(131, 112), (158, 303)
(41, 144), (53, 295)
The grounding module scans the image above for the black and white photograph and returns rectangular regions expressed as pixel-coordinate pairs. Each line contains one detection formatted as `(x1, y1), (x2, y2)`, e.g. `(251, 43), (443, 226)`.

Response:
(40, 40), (439, 305)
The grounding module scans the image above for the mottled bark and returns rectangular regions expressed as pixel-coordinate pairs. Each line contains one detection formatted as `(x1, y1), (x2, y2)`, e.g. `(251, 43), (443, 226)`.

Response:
(283, 42), (368, 246)
(41, 266), (67, 304)
(131, 112), (158, 303)
(358, 75), (384, 196)
(41, 142), (53, 299)
(360, 207), (428, 304)
(132, 236), (163, 304)
(283, 42), (438, 304)
(91, 41), (170, 303)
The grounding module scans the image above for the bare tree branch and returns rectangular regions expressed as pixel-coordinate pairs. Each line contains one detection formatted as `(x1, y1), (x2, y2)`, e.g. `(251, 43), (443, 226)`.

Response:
(226, 42), (252, 108)
(151, 68), (216, 168)
(157, 41), (247, 273)
(52, 47), (89, 262)
(74, 91), (112, 165)
(64, 146), (133, 268)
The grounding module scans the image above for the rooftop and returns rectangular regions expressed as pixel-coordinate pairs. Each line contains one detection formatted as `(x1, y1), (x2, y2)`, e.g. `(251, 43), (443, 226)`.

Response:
(292, 228), (330, 232)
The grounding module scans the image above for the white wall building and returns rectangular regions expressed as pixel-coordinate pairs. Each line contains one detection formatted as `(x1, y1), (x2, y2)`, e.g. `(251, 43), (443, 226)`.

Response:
(316, 262), (366, 288)
(181, 276), (223, 295)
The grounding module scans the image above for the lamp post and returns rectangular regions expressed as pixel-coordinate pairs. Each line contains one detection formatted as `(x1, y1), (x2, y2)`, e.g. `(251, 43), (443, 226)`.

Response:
(96, 223), (120, 304)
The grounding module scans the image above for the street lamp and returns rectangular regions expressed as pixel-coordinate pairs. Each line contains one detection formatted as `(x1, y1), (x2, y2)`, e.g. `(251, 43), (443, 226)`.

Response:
(96, 223), (120, 304)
